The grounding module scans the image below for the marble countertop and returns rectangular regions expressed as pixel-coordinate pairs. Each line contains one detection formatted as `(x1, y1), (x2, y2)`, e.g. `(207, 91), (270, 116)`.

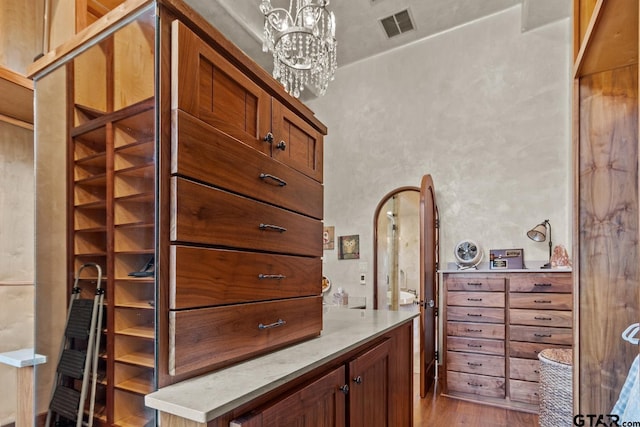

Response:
(145, 307), (418, 423)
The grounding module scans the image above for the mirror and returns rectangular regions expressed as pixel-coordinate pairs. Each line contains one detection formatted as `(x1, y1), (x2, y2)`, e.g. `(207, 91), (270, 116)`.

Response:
(373, 187), (421, 310)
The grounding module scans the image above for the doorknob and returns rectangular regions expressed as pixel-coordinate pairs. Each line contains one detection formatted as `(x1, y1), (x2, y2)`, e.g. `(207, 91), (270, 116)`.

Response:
(416, 299), (436, 308)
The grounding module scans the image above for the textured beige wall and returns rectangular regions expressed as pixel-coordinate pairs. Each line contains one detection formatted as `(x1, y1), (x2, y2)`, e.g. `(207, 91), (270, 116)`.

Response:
(34, 65), (69, 418)
(0, 122), (34, 425)
(0, 0), (40, 74)
(308, 6), (571, 306)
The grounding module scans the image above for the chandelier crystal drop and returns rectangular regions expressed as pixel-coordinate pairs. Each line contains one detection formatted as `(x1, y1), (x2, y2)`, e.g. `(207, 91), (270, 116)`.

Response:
(261, 0), (337, 97)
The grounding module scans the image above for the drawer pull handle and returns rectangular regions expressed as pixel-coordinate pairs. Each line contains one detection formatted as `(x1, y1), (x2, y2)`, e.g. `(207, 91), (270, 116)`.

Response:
(259, 223), (287, 233)
(467, 282), (483, 286)
(258, 274), (286, 280)
(467, 344), (482, 348)
(353, 376), (363, 384)
(276, 140), (287, 151)
(258, 319), (286, 330)
(467, 298), (482, 302)
(467, 362), (483, 367)
(534, 333), (552, 338)
(467, 313), (482, 317)
(339, 384), (349, 394)
(467, 382), (483, 387)
(259, 173), (287, 187)
(534, 300), (552, 304)
(264, 132), (274, 143)
(534, 316), (552, 321)
(466, 328), (482, 333)
(534, 283), (552, 287)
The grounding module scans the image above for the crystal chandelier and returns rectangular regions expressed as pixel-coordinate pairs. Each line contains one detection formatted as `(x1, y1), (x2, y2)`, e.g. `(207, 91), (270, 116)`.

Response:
(260, 0), (337, 97)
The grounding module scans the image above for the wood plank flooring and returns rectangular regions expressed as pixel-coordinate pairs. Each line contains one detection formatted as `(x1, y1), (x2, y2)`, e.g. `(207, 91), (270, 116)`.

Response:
(413, 375), (539, 426)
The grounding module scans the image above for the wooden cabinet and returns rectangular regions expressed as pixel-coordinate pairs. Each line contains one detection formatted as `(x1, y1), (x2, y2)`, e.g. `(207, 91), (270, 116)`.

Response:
(168, 20), (324, 379)
(31, 1), (327, 425)
(231, 366), (347, 427)
(443, 270), (572, 412)
(172, 20), (323, 183)
(228, 322), (412, 427)
(573, 0), (640, 415)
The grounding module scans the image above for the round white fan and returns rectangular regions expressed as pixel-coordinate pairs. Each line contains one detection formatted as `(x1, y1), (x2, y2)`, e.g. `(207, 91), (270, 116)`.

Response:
(454, 240), (483, 269)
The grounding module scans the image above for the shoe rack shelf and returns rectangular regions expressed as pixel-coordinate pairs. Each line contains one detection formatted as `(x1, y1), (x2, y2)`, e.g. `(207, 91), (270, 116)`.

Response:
(67, 9), (156, 426)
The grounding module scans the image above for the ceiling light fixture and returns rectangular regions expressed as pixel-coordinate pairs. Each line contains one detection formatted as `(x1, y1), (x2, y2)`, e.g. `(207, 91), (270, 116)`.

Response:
(260, 0), (337, 98)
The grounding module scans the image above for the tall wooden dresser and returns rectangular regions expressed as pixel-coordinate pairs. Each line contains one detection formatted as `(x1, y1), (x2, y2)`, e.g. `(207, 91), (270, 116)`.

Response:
(31, 1), (326, 425)
(442, 266), (572, 413)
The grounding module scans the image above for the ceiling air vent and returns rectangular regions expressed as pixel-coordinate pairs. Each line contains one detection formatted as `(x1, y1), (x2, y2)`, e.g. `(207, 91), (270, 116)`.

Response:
(380, 9), (414, 39)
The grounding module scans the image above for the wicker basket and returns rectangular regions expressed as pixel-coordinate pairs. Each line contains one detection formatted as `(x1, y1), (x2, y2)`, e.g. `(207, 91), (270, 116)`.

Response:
(538, 348), (573, 427)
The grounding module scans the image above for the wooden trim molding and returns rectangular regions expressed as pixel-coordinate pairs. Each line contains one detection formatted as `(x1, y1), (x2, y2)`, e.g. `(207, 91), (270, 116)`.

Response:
(0, 66), (34, 127)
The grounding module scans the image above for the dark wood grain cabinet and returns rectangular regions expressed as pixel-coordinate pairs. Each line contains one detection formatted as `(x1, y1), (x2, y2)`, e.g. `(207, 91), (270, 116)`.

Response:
(167, 19), (325, 379)
(228, 322), (412, 427)
(443, 271), (572, 413)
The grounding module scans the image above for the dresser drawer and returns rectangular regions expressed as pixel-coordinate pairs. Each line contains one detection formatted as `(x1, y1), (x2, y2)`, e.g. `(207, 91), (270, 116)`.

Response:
(447, 306), (505, 324)
(172, 110), (323, 219)
(447, 291), (505, 308)
(169, 295), (323, 376)
(510, 341), (571, 360)
(508, 274), (571, 293)
(509, 308), (572, 328)
(447, 371), (506, 398)
(447, 352), (505, 377)
(510, 379), (540, 405)
(446, 277), (505, 291)
(509, 293), (572, 310)
(510, 325), (572, 345)
(170, 245), (321, 309)
(171, 177), (322, 256)
(447, 336), (505, 356)
(509, 357), (540, 382)
(447, 322), (505, 339)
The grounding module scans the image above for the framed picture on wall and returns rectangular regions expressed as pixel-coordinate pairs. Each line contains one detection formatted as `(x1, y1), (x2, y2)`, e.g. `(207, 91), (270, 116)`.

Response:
(338, 235), (360, 260)
(323, 226), (335, 250)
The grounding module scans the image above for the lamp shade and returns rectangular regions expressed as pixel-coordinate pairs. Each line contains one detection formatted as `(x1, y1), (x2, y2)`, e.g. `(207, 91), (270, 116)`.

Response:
(527, 223), (547, 242)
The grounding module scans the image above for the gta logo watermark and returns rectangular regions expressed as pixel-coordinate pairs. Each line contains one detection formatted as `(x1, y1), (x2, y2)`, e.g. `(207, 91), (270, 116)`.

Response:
(573, 414), (640, 426)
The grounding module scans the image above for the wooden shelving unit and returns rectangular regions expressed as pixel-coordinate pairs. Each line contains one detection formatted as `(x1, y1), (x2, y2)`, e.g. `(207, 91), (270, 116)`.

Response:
(67, 9), (156, 426)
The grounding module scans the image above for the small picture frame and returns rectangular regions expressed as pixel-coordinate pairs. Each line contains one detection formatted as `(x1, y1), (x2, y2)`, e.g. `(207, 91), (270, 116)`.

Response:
(489, 248), (525, 269)
(323, 226), (335, 250)
(338, 235), (360, 260)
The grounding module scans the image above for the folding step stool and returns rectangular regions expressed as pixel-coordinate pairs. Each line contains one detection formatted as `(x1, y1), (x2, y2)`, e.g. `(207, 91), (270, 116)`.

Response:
(46, 263), (105, 427)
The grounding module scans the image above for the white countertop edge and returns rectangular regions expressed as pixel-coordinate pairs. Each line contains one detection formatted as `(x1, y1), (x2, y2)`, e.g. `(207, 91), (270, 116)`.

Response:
(0, 348), (47, 367)
(145, 308), (418, 423)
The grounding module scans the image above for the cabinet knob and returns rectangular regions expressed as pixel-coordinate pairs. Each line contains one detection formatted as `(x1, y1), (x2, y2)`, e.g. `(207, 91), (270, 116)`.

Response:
(264, 132), (274, 143)
(276, 140), (287, 151)
(353, 376), (363, 384)
(339, 384), (349, 394)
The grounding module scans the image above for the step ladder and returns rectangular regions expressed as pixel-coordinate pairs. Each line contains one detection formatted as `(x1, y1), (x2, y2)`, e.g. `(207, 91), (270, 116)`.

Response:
(46, 263), (105, 427)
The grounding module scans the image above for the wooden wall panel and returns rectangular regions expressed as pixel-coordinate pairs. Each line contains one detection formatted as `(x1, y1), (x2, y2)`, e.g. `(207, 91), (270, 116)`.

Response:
(578, 64), (639, 414)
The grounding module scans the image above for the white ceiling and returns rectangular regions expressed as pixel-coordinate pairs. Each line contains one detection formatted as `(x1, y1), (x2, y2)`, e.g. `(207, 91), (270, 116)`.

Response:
(184, 0), (570, 98)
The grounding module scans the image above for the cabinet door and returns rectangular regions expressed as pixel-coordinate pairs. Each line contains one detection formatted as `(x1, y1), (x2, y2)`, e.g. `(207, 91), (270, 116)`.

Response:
(271, 99), (323, 182)
(172, 20), (271, 155)
(348, 339), (391, 427)
(231, 366), (346, 427)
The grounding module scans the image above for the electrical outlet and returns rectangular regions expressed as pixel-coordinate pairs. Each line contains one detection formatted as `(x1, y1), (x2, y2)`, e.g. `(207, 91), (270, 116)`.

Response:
(360, 273), (366, 285)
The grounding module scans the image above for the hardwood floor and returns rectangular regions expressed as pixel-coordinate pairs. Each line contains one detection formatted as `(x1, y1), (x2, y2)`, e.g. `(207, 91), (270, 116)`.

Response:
(413, 375), (539, 426)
